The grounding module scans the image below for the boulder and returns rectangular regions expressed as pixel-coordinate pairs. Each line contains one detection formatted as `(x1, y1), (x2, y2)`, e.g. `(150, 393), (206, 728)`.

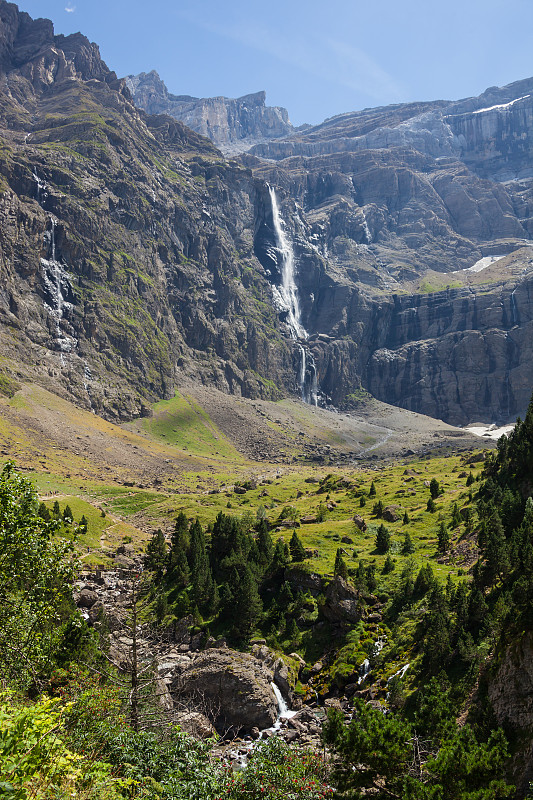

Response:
(322, 575), (361, 624)
(285, 566), (323, 595)
(382, 506), (401, 522)
(353, 514), (367, 532)
(170, 648), (277, 734)
(77, 587), (98, 608)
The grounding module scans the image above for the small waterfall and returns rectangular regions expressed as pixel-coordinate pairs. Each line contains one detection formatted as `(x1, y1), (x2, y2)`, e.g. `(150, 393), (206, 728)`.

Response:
(510, 288), (519, 326)
(33, 169), (48, 205)
(268, 186), (318, 405)
(83, 362), (95, 413)
(41, 217), (76, 365)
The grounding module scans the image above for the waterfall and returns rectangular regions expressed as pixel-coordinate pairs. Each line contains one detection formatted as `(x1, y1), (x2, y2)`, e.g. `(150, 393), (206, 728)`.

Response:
(41, 217), (76, 365)
(510, 288), (519, 326)
(268, 186), (318, 405)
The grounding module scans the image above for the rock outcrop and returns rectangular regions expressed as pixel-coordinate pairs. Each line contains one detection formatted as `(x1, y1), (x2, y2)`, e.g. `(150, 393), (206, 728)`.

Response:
(126, 71), (293, 153)
(171, 648), (278, 734)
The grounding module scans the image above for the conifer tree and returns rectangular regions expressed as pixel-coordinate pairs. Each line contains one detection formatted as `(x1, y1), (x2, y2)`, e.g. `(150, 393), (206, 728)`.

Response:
(232, 564), (262, 641)
(289, 529), (306, 562)
(334, 548), (348, 580)
(369, 481), (376, 497)
(402, 510), (410, 525)
(402, 532), (415, 555)
(438, 521), (450, 554)
(145, 529), (167, 578)
(375, 523), (391, 553)
(62, 504), (73, 523)
(429, 478), (441, 499)
(426, 497), (437, 513)
(168, 512), (190, 588)
(272, 537), (290, 572)
(373, 500), (384, 518)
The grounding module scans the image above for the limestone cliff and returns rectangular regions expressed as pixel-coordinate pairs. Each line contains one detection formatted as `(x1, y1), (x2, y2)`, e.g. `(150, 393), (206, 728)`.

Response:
(126, 71), (293, 153)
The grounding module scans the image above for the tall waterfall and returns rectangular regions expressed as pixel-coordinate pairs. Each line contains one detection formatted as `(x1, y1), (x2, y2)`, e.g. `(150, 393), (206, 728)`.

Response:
(41, 218), (75, 365)
(268, 186), (318, 405)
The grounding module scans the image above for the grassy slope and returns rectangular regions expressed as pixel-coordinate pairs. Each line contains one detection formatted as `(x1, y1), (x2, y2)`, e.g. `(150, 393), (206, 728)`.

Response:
(0, 381), (488, 698)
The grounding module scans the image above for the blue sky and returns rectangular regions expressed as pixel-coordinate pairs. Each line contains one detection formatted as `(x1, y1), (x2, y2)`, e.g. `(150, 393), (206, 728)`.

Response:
(16, 0), (533, 125)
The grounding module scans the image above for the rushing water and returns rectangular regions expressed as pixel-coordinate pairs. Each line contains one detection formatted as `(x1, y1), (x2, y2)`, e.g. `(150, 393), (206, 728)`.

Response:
(41, 218), (76, 365)
(268, 186), (318, 405)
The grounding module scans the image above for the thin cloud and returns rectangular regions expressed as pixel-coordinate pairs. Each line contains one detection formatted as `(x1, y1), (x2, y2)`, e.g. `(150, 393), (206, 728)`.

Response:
(175, 9), (404, 106)
(65, 4), (76, 12)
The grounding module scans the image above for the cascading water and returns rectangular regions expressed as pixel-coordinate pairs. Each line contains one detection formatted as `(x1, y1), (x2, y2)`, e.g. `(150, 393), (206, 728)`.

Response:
(267, 185), (318, 405)
(41, 217), (76, 366)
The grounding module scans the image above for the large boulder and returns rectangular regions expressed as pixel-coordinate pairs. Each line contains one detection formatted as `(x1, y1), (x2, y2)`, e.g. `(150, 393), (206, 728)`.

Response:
(170, 648), (278, 734)
(322, 575), (361, 624)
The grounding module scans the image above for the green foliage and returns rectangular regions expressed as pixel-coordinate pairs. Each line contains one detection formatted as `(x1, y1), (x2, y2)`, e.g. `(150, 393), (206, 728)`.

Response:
(429, 478), (441, 499)
(401, 532), (415, 555)
(375, 523), (391, 554)
(289, 529), (306, 563)
(145, 528), (167, 577)
(324, 699), (514, 799)
(0, 463), (77, 688)
(369, 481), (376, 497)
(437, 521), (450, 554)
(426, 497), (437, 513)
(334, 548), (348, 580)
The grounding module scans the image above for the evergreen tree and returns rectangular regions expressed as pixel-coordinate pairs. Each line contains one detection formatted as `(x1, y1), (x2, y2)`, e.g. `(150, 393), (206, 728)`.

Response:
(375, 523), (391, 554)
(373, 500), (384, 518)
(426, 497), (437, 513)
(145, 529), (167, 578)
(438, 521), (450, 554)
(256, 520), (273, 566)
(369, 481), (377, 497)
(414, 563), (435, 596)
(289, 529), (306, 562)
(402, 510), (410, 525)
(366, 563), (377, 592)
(272, 537), (290, 572)
(359, 494), (367, 508)
(168, 512), (190, 588)
(62, 504), (73, 523)
(38, 502), (50, 522)
(334, 548), (348, 580)
(451, 502), (461, 528)
(466, 471), (475, 486)
(79, 514), (88, 533)
(52, 500), (61, 519)
(430, 478), (441, 499)
(188, 518), (214, 608)
(232, 564), (262, 641)
(383, 554), (395, 574)
(401, 532), (415, 555)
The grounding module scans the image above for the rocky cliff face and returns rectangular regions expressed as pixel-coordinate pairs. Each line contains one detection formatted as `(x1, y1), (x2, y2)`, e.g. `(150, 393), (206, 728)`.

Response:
(126, 71), (293, 153)
(0, 1), (301, 420)
(1, 0), (533, 427)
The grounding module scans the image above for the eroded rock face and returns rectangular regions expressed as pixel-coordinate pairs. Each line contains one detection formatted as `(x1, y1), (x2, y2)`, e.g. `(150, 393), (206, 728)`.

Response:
(170, 648), (278, 733)
(488, 631), (533, 797)
(126, 72), (293, 152)
(322, 576), (361, 624)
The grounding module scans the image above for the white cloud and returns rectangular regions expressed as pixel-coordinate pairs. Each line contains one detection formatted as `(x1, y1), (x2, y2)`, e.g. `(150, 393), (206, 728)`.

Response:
(65, 4), (76, 12)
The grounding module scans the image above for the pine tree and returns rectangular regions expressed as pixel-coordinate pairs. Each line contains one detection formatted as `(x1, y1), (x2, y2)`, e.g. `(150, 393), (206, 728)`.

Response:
(52, 500), (61, 519)
(429, 478), (441, 499)
(38, 502), (51, 522)
(188, 518), (213, 608)
(437, 521), (450, 554)
(402, 532), (415, 555)
(334, 548), (348, 580)
(383, 554), (395, 574)
(168, 512), (190, 588)
(62, 504), (73, 524)
(373, 500), (384, 518)
(402, 510), (410, 525)
(256, 520), (273, 566)
(145, 529), (167, 578)
(426, 497), (437, 513)
(79, 514), (88, 533)
(359, 494), (367, 508)
(369, 481), (376, 497)
(289, 529), (306, 562)
(272, 537), (290, 572)
(375, 523), (391, 553)
(232, 564), (262, 641)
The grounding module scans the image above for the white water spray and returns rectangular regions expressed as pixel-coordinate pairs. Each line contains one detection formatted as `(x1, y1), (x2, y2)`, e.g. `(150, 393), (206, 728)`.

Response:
(41, 218), (75, 365)
(268, 186), (318, 405)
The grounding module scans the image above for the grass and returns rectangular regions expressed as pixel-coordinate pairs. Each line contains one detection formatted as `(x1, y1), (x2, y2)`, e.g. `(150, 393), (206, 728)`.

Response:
(135, 391), (242, 463)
